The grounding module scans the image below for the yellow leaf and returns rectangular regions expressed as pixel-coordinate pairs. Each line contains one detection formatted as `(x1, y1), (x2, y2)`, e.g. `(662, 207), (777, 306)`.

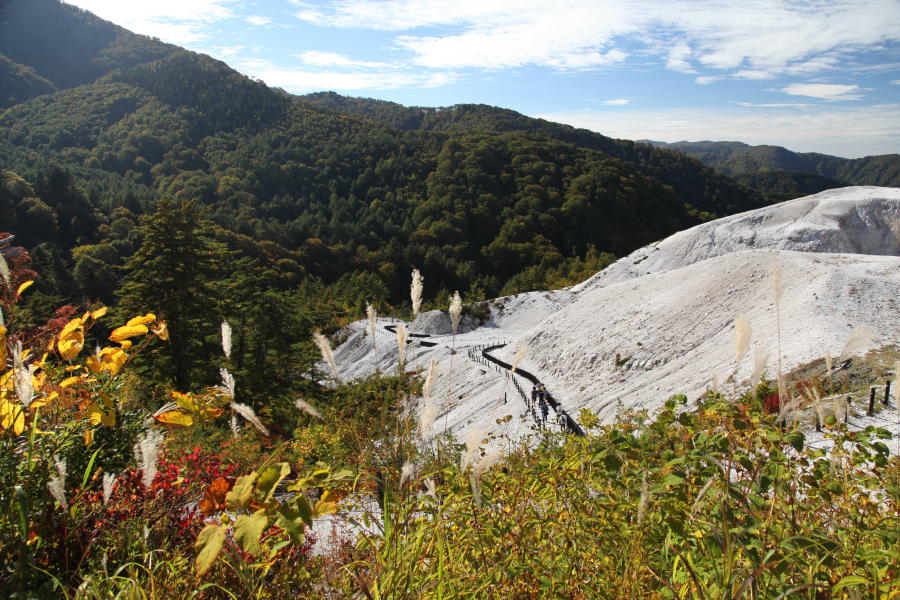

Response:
(97, 347), (128, 376)
(86, 355), (101, 373)
(172, 391), (199, 412)
(109, 324), (148, 343)
(90, 307), (108, 320)
(126, 313), (156, 327)
(153, 410), (193, 428)
(16, 280), (33, 296)
(195, 524), (226, 576)
(60, 376), (83, 388)
(118, 340), (133, 350)
(57, 318), (85, 361)
(88, 403), (103, 426)
(0, 398), (25, 435)
(101, 410), (115, 427)
(84, 429), (94, 446)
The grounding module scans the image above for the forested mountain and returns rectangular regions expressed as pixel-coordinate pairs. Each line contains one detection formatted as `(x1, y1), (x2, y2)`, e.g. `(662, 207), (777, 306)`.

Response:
(644, 139), (900, 189)
(0, 0), (771, 346)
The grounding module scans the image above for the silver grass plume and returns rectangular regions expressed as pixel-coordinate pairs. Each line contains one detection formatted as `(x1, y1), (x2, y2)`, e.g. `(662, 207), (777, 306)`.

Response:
(134, 429), (164, 488)
(220, 320), (232, 360)
(470, 447), (501, 508)
(366, 303), (377, 345)
(295, 397), (323, 420)
(230, 402), (269, 436)
(636, 471), (649, 526)
(449, 291), (462, 335)
(400, 462), (416, 486)
(230, 414), (240, 440)
(0, 305), (5, 327)
(419, 360), (438, 439)
(0, 252), (9, 287)
(12, 340), (34, 408)
(396, 323), (408, 371)
(313, 329), (339, 380)
(750, 349), (769, 385)
(102, 473), (117, 505)
(48, 455), (67, 509)
(824, 352), (833, 375)
(838, 325), (873, 360)
(733, 313), (751, 372)
(810, 386), (826, 430)
(770, 264), (785, 410)
(424, 477), (437, 498)
(510, 345), (528, 374)
(218, 367), (235, 397)
(410, 268), (424, 318)
(460, 427), (484, 473)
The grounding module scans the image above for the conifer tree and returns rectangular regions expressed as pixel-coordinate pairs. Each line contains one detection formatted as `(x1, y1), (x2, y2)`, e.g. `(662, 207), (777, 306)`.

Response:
(117, 197), (223, 389)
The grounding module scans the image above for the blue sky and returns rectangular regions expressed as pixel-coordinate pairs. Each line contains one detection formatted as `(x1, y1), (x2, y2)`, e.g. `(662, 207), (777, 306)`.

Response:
(68, 0), (900, 158)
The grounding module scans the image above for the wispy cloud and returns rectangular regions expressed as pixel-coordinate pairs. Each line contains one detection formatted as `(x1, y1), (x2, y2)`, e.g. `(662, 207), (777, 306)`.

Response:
(602, 98), (630, 106)
(732, 101), (811, 108)
(292, 0), (900, 80)
(891, 80), (900, 85)
(246, 15), (271, 26)
(781, 83), (865, 101)
(296, 50), (392, 69)
(233, 57), (460, 92)
(67, 0), (238, 44)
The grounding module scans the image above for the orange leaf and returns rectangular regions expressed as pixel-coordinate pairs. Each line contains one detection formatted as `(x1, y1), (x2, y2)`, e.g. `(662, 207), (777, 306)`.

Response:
(199, 477), (235, 516)
(109, 324), (148, 343)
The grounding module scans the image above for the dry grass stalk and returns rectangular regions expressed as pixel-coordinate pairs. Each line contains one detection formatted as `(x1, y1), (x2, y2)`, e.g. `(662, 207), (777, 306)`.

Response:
(231, 402), (269, 436)
(751, 349), (769, 385)
(400, 462), (416, 486)
(460, 427), (485, 473)
(313, 329), (339, 380)
(734, 313), (751, 371)
(218, 367), (235, 397)
(295, 397), (323, 420)
(419, 362), (439, 439)
(102, 472), (117, 505)
(770, 264), (785, 411)
(0, 252), (9, 287)
(838, 325), (873, 360)
(396, 323), (408, 370)
(220, 320), (232, 360)
(134, 429), (164, 488)
(48, 455), (67, 509)
(449, 291), (462, 335)
(511, 345), (528, 374)
(636, 471), (649, 526)
(366, 303), (377, 345)
(410, 268), (424, 318)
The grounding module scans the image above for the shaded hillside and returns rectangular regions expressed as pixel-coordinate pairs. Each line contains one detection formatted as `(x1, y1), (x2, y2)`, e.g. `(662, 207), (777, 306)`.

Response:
(647, 139), (900, 187)
(304, 92), (764, 219)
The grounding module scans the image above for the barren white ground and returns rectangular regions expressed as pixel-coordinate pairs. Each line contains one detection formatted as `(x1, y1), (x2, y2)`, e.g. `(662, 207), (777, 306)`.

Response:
(329, 186), (900, 452)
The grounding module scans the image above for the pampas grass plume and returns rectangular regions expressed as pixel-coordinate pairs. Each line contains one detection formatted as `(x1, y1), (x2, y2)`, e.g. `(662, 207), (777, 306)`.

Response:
(230, 414), (240, 439)
(295, 397), (323, 420)
(0, 252), (9, 287)
(313, 329), (339, 380)
(751, 349), (769, 384)
(134, 429), (164, 488)
(102, 472), (117, 505)
(48, 455), (67, 509)
(410, 268), (424, 318)
(231, 402), (269, 436)
(449, 291), (462, 335)
(839, 325), (873, 360)
(400, 462), (416, 486)
(419, 361), (438, 439)
(396, 323), (408, 370)
(511, 345), (528, 374)
(366, 302), (377, 342)
(219, 367), (235, 397)
(734, 313), (751, 369)
(460, 427), (484, 473)
(220, 320), (232, 360)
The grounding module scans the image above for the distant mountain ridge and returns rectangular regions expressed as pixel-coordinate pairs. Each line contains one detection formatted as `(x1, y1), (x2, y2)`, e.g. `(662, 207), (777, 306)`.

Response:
(642, 139), (900, 189)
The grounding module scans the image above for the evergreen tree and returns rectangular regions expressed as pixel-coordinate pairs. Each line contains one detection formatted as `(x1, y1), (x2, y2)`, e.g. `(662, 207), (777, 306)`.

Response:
(117, 197), (223, 389)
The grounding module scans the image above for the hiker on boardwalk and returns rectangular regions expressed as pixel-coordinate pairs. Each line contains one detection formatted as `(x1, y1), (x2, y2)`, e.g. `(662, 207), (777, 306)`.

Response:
(538, 395), (549, 427)
(530, 385), (538, 408)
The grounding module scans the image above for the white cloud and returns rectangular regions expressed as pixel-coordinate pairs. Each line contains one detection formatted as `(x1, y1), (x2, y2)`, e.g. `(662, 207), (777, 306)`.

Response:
(781, 83), (865, 101)
(891, 80), (900, 85)
(533, 103), (900, 158)
(296, 51), (392, 69)
(602, 98), (630, 106)
(732, 101), (811, 108)
(294, 0), (900, 79)
(232, 58), (460, 92)
(246, 16), (271, 26)
(67, 0), (238, 44)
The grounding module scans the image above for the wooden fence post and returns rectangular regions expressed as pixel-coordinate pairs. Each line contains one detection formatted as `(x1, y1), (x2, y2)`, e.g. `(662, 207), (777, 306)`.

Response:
(884, 380), (892, 406)
(867, 387), (876, 416)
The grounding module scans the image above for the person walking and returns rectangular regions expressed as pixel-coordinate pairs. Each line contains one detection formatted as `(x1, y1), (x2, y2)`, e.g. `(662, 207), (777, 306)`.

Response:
(539, 395), (549, 427)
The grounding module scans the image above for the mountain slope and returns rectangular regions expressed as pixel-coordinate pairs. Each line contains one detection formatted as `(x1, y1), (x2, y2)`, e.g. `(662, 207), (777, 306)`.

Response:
(646, 140), (900, 188)
(303, 92), (765, 220)
(331, 187), (900, 437)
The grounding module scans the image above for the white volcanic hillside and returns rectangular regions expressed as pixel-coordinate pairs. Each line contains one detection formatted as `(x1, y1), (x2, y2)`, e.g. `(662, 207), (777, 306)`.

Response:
(331, 186), (899, 440)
